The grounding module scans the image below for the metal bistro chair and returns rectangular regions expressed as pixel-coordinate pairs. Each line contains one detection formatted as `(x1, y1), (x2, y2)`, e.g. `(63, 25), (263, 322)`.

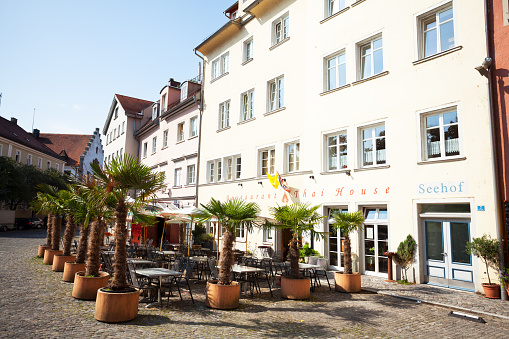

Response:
(309, 267), (332, 290)
(100, 251), (113, 275)
(207, 257), (219, 280)
(127, 261), (157, 303)
(165, 260), (195, 305)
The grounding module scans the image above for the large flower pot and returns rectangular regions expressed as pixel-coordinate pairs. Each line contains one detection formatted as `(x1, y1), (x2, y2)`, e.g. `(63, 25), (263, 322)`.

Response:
(482, 283), (501, 299)
(62, 262), (86, 282)
(281, 276), (311, 300)
(205, 280), (240, 309)
(72, 271), (109, 300)
(95, 288), (140, 323)
(43, 249), (63, 265)
(335, 272), (361, 293)
(38, 245), (51, 258)
(52, 254), (76, 272)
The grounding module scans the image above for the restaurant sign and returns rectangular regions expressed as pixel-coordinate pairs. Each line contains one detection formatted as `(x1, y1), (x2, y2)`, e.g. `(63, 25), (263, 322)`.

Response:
(417, 181), (467, 195)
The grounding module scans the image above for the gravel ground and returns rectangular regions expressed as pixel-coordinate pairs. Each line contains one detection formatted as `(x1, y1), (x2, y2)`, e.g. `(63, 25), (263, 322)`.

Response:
(1, 229), (509, 338)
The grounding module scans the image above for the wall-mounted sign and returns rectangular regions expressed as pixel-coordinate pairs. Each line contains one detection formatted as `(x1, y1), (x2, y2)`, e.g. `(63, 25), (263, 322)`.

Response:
(477, 206), (485, 212)
(417, 181), (467, 195)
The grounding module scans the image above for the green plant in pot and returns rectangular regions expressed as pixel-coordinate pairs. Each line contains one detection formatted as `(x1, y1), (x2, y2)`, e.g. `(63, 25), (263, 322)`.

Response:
(198, 197), (261, 309)
(466, 234), (501, 299)
(300, 243), (320, 264)
(329, 210), (364, 293)
(265, 202), (326, 300)
(393, 234), (416, 284)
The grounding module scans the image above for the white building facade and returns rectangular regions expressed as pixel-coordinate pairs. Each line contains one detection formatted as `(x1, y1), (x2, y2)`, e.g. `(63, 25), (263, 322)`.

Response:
(195, 0), (498, 293)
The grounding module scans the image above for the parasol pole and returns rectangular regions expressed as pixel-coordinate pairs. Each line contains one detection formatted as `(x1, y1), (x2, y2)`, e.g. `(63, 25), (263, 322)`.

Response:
(160, 216), (166, 251)
(216, 221), (220, 262)
(187, 216), (193, 257)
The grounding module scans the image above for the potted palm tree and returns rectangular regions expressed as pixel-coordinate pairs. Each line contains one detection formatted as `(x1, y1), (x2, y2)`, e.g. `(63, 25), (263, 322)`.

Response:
(35, 185), (64, 265)
(198, 198), (261, 309)
(90, 155), (164, 322)
(329, 210), (364, 293)
(265, 203), (325, 300)
(466, 234), (501, 299)
(32, 192), (53, 257)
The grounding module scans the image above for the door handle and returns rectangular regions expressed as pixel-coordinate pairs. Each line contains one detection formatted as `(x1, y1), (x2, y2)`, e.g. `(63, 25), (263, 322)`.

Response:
(441, 252), (448, 256)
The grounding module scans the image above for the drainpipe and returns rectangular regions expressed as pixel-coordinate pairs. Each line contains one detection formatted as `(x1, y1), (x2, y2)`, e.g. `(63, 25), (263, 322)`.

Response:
(194, 49), (205, 209)
(483, 0), (507, 300)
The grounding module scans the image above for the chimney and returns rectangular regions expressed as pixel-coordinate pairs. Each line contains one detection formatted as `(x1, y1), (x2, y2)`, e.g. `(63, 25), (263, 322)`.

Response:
(32, 129), (40, 138)
(168, 78), (181, 88)
(10, 117), (17, 125)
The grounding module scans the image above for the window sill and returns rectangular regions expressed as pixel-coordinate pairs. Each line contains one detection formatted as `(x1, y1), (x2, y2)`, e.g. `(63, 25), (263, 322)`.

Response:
(320, 7), (350, 24)
(188, 135), (198, 140)
(412, 46), (463, 66)
(320, 84), (351, 96)
(353, 71), (389, 86)
(351, 0), (366, 7)
(238, 117), (256, 125)
(184, 184), (196, 188)
(151, 152), (156, 155)
(269, 37), (290, 51)
(210, 72), (229, 84)
(242, 58), (253, 66)
(176, 140), (185, 145)
(320, 169), (351, 175)
(161, 146), (168, 150)
(172, 185), (183, 189)
(281, 170), (313, 177)
(216, 126), (231, 133)
(354, 165), (390, 172)
(264, 107), (286, 116)
(417, 156), (466, 165)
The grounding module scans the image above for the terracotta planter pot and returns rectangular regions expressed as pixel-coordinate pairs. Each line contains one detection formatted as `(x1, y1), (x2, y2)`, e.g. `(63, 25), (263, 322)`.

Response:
(43, 249), (63, 265)
(52, 254), (76, 272)
(482, 283), (501, 299)
(335, 272), (362, 293)
(95, 288), (140, 323)
(281, 276), (311, 300)
(72, 271), (109, 300)
(205, 280), (240, 309)
(62, 262), (86, 282)
(38, 245), (51, 258)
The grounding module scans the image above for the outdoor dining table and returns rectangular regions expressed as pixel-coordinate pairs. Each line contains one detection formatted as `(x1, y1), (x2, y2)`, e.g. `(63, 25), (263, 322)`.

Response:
(127, 258), (153, 267)
(135, 267), (183, 306)
(218, 264), (266, 296)
(156, 250), (176, 256)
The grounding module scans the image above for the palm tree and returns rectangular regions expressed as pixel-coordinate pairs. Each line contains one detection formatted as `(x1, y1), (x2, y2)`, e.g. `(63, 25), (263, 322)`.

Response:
(35, 185), (65, 251)
(265, 203), (326, 279)
(329, 210), (364, 274)
(90, 155), (165, 290)
(32, 191), (53, 248)
(199, 198), (261, 285)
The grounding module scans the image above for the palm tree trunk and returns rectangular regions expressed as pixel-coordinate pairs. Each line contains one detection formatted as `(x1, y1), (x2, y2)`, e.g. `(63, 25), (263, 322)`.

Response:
(289, 237), (301, 279)
(75, 223), (89, 264)
(51, 214), (60, 251)
(218, 229), (234, 285)
(99, 220), (106, 247)
(62, 215), (77, 256)
(344, 235), (352, 274)
(85, 217), (102, 277)
(110, 201), (128, 290)
(45, 213), (52, 247)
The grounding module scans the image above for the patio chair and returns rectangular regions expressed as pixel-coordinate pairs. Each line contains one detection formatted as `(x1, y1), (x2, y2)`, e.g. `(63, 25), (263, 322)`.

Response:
(208, 257), (218, 280)
(309, 267), (331, 290)
(164, 260), (195, 305)
(100, 251), (113, 275)
(127, 262), (157, 303)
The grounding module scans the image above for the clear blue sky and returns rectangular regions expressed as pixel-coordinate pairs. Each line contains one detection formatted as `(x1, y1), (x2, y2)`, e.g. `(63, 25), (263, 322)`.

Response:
(0, 0), (233, 135)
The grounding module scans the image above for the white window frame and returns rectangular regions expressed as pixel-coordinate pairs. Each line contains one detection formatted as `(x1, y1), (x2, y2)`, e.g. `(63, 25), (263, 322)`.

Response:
(162, 94), (167, 112)
(285, 140), (300, 173)
(152, 104), (158, 120)
(163, 129), (169, 148)
(420, 105), (461, 161)
(267, 75), (284, 112)
(174, 167), (182, 187)
(272, 13), (289, 46)
(417, 3), (455, 59)
(114, 107), (119, 119)
(15, 150), (20, 162)
(326, 0), (346, 18)
(218, 100), (231, 129)
(189, 116), (198, 138)
(114, 128), (117, 139)
(211, 52), (229, 80)
(258, 147), (276, 176)
(240, 89), (255, 121)
(325, 130), (348, 171)
(37, 158), (42, 169)
(55, 163), (59, 171)
(27, 154), (32, 165)
(325, 50), (347, 91)
(359, 122), (386, 168)
(187, 165), (196, 185)
(358, 35), (384, 80)
(177, 122), (185, 142)
(235, 224), (246, 241)
(207, 159), (223, 183)
(243, 37), (253, 62)
(180, 83), (188, 102)
(362, 206), (389, 277)
(47, 161), (51, 170)
(152, 137), (157, 154)
(263, 228), (273, 243)
(143, 142), (148, 158)
(122, 121), (125, 134)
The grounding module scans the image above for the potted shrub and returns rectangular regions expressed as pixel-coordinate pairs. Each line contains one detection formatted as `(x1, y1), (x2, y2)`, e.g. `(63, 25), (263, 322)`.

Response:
(90, 155), (165, 322)
(32, 192), (53, 257)
(329, 210), (364, 293)
(393, 234), (416, 284)
(199, 198), (260, 309)
(466, 234), (501, 299)
(300, 243), (320, 264)
(265, 203), (325, 300)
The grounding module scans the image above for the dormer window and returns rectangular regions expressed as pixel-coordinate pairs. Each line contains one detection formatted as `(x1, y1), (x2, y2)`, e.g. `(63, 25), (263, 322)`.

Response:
(152, 104), (158, 120)
(161, 94), (167, 113)
(180, 82), (188, 102)
(231, 10), (237, 19)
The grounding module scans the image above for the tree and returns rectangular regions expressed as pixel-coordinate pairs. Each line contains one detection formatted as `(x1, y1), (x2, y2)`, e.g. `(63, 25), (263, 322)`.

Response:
(466, 234), (500, 285)
(265, 203), (326, 279)
(198, 198), (261, 285)
(329, 210), (364, 274)
(90, 155), (165, 290)
(393, 234), (417, 282)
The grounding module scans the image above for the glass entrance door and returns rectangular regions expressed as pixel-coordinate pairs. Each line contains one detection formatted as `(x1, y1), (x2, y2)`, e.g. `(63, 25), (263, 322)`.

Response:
(424, 220), (473, 290)
(328, 208), (345, 270)
(363, 208), (388, 276)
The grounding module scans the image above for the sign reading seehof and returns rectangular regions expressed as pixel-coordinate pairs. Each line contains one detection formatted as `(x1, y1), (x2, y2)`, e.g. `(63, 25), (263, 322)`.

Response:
(417, 181), (467, 195)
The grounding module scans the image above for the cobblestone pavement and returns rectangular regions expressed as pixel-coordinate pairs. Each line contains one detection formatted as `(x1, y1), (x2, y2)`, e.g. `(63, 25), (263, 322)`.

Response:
(1, 230), (509, 338)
